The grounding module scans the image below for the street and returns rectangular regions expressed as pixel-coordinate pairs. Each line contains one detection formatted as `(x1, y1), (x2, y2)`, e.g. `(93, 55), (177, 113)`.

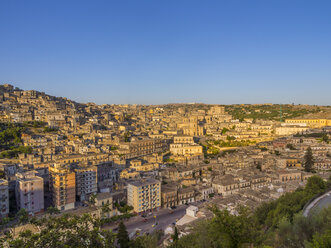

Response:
(104, 205), (187, 236)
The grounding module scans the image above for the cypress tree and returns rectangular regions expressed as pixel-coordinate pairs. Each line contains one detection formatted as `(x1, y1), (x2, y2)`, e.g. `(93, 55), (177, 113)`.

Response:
(117, 221), (130, 248)
(304, 146), (314, 172)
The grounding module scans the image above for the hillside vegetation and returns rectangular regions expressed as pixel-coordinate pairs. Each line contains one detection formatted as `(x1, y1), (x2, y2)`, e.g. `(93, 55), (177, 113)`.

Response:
(171, 175), (331, 248)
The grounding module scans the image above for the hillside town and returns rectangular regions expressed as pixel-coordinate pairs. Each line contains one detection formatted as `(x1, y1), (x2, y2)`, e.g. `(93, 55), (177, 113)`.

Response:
(0, 84), (331, 244)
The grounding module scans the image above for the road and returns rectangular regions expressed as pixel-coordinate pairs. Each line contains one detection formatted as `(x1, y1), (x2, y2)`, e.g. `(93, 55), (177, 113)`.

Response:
(303, 190), (331, 217)
(103, 205), (187, 236)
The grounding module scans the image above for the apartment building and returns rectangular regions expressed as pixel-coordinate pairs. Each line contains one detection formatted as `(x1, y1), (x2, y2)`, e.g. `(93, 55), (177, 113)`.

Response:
(127, 179), (161, 213)
(16, 171), (44, 214)
(0, 179), (9, 217)
(74, 165), (97, 201)
(49, 164), (76, 211)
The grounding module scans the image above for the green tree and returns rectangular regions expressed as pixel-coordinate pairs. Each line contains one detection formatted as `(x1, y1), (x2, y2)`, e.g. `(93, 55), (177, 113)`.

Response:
(118, 221), (130, 248)
(172, 227), (179, 247)
(17, 208), (29, 224)
(326, 175), (331, 189)
(101, 203), (111, 218)
(304, 146), (315, 172)
(305, 176), (326, 195)
(46, 206), (60, 215)
(321, 134), (329, 144)
(89, 194), (97, 206)
(132, 231), (162, 248)
(311, 230), (331, 248)
(2, 213), (115, 247)
(221, 128), (229, 135)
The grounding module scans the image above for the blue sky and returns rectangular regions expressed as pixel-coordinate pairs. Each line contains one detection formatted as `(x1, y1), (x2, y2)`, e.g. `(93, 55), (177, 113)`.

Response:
(0, 0), (330, 105)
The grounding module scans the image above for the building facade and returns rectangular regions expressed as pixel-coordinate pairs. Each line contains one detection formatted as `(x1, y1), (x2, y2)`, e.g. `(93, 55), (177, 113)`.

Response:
(127, 179), (161, 213)
(0, 179), (9, 217)
(16, 171), (44, 214)
(74, 165), (97, 201)
(49, 164), (76, 211)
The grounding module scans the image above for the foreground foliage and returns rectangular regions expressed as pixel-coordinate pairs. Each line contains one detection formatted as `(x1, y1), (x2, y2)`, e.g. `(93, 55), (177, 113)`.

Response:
(0, 214), (116, 248)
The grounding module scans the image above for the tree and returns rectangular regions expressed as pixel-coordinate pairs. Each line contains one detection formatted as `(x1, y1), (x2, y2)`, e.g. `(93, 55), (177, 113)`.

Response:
(304, 146), (315, 172)
(172, 226), (179, 246)
(46, 206), (60, 215)
(101, 203), (111, 218)
(256, 162), (262, 171)
(89, 194), (96, 206)
(305, 176), (326, 195)
(221, 128), (229, 135)
(174, 206), (258, 248)
(322, 133), (329, 144)
(1, 213), (115, 247)
(286, 143), (296, 150)
(118, 221), (130, 248)
(326, 175), (331, 189)
(311, 230), (331, 248)
(132, 233), (160, 248)
(17, 208), (29, 225)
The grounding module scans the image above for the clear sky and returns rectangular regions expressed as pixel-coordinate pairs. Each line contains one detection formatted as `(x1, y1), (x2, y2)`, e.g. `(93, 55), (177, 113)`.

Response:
(0, 0), (330, 105)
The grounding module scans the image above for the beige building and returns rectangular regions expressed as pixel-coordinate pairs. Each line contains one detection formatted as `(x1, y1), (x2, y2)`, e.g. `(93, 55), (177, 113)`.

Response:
(119, 139), (169, 159)
(212, 176), (240, 196)
(161, 186), (178, 208)
(170, 143), (203, 156)
(173, 136), (194, 144)
(127, 179), (161, 213)
(275, 126), (309, 136)
(130, 160), (159, 172)
(285, 119), (331, 128)
(279, 170), (302, 182)
(120, 169), (140, 179)
(0, 179), (9, 217)
(178, 187), (195, 205)
(16, 171), (44, 214)
(208, 106), (225, 115)
(95, 192), (117, 218)
(177, 117), (204, 136)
